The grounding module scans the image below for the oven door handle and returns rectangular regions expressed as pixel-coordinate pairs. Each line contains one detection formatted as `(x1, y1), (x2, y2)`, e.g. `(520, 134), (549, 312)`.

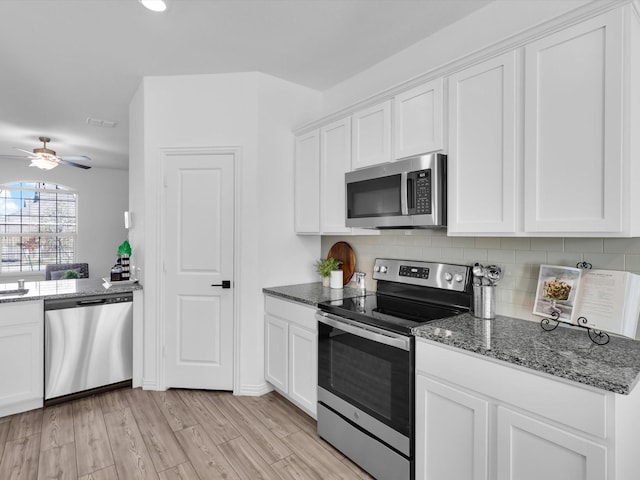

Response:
(316, 312), (411, 351)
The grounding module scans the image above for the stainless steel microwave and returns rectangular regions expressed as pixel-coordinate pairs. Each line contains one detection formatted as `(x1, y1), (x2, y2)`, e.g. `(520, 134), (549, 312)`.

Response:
(345, 153), (446, 229)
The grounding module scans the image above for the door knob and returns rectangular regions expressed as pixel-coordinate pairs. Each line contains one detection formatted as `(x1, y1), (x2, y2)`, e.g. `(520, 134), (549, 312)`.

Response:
(211, 280), (231, 288)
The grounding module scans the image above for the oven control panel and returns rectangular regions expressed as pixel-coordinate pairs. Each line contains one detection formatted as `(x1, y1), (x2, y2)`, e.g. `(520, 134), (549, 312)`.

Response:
(399, 265), (429, 279)
(373, 258), (470, 292)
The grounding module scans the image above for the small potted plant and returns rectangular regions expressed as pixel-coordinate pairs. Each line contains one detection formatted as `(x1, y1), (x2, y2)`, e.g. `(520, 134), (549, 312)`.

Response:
(315, 257), (342, 287)
(62, 270), (80, 279)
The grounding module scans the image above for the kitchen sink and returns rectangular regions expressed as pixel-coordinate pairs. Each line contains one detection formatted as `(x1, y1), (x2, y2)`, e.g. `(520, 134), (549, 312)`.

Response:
(0, 288), (29, 296)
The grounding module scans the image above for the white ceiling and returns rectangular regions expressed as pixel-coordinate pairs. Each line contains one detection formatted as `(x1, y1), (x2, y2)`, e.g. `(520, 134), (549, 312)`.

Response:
(0, 0), (492, 170)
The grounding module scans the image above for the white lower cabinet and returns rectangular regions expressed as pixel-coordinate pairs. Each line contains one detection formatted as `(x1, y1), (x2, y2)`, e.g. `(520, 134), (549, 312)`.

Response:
(288, 324), (316, 414)
(496, 406), (607, 480)
(415, 375), (489, 480)
(265, 314), (288, 393)
(415, 339), (640, 480)
(0, 300), (43, 417)
(264, 295), (317, 418)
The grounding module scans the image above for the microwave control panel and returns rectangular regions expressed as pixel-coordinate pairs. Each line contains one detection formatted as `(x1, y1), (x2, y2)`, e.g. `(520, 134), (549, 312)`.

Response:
(414, 170), (431, 214)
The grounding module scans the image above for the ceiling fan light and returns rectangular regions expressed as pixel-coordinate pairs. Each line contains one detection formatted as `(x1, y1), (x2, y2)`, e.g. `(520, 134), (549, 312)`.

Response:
(29, 155), (58, 170)
(139, 0), (167, 12)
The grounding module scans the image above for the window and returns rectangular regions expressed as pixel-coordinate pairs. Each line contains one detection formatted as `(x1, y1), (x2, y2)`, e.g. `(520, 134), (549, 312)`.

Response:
(0, 182), (77, 274)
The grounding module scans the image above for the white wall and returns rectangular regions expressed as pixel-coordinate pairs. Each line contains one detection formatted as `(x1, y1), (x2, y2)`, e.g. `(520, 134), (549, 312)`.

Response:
(128, 81), (150, 383)
(130, 72), (321, 393)
(322, 0), (592, 114)
(129, 82), (145, 283)
(322, 233), (640, 322)
(0, 161), (128, 283)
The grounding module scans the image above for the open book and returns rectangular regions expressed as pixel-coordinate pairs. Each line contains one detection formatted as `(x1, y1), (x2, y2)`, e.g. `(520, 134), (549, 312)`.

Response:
(533, 265), (640, 338)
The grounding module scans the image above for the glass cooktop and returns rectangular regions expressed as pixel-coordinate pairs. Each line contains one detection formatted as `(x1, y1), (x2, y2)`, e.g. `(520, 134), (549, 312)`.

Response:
(318, 293), (465, 335)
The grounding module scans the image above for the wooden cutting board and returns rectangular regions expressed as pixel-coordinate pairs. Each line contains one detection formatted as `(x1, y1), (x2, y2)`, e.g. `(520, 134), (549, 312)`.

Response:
(327, 241), (356, 285)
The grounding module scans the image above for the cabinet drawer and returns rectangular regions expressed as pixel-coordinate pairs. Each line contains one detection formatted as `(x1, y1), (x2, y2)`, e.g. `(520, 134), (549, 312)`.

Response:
(0, 300), (42, 327)
(264, 295), (317, 332)
(416, 340), (608, 438)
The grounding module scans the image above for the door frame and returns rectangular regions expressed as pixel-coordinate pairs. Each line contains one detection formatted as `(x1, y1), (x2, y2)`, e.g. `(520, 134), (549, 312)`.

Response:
(156, 145), (242, 394)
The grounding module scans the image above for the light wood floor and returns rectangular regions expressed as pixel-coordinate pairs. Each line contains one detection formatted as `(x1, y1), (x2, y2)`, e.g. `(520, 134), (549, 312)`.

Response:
(0, 388), (374, 480)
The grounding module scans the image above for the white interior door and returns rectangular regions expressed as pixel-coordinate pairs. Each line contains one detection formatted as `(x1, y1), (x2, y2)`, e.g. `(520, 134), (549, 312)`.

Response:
(163, 150), (234, 390)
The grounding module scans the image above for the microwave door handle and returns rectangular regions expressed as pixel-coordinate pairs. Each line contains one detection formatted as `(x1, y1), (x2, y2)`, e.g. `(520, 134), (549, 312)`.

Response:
(407, 175), (415, 213)
(400, 172), (409, 215)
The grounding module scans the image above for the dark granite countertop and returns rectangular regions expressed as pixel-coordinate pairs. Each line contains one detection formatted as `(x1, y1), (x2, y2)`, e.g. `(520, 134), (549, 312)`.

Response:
(413, 312), (640, 395)
(0, 278), (142, 303)
(263, 282), (366, 307)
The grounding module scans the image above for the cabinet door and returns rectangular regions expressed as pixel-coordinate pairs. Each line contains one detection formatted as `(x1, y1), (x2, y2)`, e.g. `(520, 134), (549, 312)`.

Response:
(352, 100), (392, 169)
(415, 375), (489, 480)
(447, 51), (518, 235)
(394, 79), (443, 159)
(524, 9), (624, 233)
(288, 323), (317, 417)
(294, 130), (320, 233)
(0, 301), (43, 417)
(497, 407), (607, 480)
(321, 117), (352, 234)
(264, 314), (288, 393)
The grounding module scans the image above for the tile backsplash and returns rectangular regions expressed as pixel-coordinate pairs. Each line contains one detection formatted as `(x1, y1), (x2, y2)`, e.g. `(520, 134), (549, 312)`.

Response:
(321, 232), (640, 322)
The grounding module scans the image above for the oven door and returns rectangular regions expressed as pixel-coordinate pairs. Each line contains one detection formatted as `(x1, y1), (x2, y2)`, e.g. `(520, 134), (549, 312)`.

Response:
(317, 312), (413, 443)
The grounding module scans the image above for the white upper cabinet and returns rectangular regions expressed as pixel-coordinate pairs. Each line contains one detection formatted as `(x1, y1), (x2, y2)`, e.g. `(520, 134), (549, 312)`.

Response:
(352, 100), (392, 169)
(294, 130), (320, 234)
(448, 51), (518, 235)
(524, 9), (625, 234)
(294, 120), (379, 235)
(321, 118), (352, 234)
(294, 4), (639, 237)
(448, 6), (639, 237)
(394, 79), (443, 159)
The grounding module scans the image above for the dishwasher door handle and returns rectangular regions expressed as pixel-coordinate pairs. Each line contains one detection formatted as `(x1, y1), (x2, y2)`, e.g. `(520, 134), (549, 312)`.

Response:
(77, 298), (108, 306)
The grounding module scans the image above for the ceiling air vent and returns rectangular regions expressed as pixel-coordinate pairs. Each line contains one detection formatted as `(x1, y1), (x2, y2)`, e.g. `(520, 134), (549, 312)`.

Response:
(86, 117), (117, 128)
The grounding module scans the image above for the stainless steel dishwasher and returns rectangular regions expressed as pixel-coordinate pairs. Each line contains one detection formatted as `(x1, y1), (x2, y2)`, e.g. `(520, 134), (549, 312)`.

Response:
(44, 292), (133, 404)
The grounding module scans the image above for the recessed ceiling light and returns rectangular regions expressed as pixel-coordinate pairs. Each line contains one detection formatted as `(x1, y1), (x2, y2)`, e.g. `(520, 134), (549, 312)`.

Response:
(139, 0), (167, 12)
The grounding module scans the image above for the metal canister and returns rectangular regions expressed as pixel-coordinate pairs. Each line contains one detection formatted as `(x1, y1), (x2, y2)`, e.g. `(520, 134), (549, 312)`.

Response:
(354, 272), (366, 293)
(473, 285), (496, 319)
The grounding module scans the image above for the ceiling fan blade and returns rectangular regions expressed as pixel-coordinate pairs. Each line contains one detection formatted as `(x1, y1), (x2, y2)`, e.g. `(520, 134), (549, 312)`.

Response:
(58, 159), (91, 169)
(0, 154), (30, 159)
(60, 155), (91, 162)
(14, 148), (35, 155)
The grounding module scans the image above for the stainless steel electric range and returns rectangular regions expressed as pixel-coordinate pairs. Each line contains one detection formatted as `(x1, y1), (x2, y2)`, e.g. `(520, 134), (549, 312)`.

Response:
(316, 258), (473, 480)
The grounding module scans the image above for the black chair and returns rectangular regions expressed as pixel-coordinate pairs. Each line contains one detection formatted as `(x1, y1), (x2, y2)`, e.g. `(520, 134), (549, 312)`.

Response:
(45, 263), (89, 280)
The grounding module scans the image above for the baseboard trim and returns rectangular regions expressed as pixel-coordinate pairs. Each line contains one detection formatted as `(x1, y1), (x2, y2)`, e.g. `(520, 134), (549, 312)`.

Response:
(141, 379), (163, 391)
(0, 398), (43, 418)
(234, 382), (274, 397)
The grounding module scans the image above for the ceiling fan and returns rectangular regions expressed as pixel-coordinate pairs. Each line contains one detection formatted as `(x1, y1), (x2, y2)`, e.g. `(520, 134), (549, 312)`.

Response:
(2, 136), (91, 170)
